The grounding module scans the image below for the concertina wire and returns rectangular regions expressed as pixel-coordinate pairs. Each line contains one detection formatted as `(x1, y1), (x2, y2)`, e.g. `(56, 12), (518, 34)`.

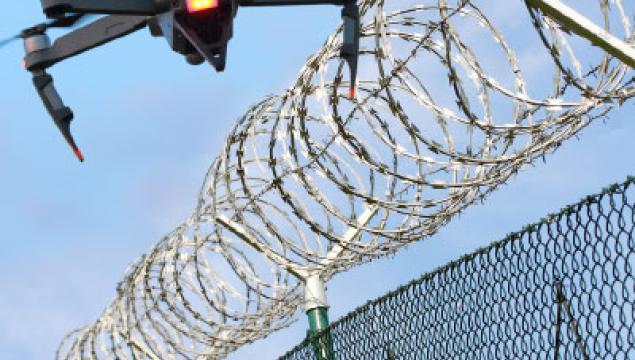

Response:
(57, 0), (634, 359)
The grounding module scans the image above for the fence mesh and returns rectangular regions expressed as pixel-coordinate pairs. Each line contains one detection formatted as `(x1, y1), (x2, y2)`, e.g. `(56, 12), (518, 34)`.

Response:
(280, 176), (635, 360)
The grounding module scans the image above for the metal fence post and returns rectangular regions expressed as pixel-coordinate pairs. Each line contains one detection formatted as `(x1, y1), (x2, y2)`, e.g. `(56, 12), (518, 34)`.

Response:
(305, 275), (334, 360)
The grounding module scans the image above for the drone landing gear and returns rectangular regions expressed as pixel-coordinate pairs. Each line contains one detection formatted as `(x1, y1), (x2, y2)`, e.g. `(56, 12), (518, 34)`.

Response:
(341, 1), (360, 98)
(22, 15), (149, 162)
(32, 70), (84, 162)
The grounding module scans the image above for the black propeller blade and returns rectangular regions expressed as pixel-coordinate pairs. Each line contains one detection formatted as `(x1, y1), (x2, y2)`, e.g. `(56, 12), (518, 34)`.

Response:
(0, 14), (94, 50)
(0, 35), (20, 49)
(22, 14), (94, 36)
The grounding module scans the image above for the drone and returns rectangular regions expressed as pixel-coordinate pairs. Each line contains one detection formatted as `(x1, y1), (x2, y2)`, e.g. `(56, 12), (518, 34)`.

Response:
(1, 0), (360, 162)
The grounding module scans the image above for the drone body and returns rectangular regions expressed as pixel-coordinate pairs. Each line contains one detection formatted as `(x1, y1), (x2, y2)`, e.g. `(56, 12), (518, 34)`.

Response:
(13, 0), (360, 161)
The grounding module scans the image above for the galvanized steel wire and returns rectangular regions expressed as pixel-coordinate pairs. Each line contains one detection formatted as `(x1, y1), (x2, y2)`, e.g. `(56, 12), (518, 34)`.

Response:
(57, 0), (634, 359)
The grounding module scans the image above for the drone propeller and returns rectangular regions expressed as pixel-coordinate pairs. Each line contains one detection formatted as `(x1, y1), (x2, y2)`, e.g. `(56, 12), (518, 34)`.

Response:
(23, 14), (93, 36)
(0, 14), (92, 50)
(0, 35), (20, 49)
(1, 14), (93, 162)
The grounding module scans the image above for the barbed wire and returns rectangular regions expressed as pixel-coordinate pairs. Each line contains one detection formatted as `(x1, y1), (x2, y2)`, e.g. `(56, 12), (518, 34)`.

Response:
(57, 0), (634, 359)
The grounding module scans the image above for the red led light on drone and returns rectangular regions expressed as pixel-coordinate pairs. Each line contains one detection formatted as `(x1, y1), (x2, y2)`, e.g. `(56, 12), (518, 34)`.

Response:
(185, 0), (219, 13)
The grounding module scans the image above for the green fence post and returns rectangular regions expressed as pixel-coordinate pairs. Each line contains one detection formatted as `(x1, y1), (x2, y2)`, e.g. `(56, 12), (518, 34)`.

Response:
(305, 275), (334, 360)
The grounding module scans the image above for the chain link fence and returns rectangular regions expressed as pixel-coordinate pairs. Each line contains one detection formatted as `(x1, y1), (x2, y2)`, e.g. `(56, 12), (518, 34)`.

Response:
(280, 176), (635, 360)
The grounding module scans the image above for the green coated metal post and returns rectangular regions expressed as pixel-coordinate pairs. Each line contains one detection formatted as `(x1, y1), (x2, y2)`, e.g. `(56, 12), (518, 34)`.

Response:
(306, 307), (334, 360)
(305, 276), (334, 360)
(307, 307), (330, 335)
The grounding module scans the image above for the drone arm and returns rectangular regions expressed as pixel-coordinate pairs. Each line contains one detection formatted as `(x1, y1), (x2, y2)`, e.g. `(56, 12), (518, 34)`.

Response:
(24, 15), (148, 71)
(41, 0), (169, 17)
(23, 15), (147, 162)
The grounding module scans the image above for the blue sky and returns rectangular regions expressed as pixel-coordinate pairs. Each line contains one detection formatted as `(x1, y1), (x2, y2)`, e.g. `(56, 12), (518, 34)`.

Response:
(0, 2), (633, 359)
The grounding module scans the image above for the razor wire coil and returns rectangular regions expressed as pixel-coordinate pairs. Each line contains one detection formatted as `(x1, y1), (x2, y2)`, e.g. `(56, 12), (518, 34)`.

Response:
(57, 0), (634, 359)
